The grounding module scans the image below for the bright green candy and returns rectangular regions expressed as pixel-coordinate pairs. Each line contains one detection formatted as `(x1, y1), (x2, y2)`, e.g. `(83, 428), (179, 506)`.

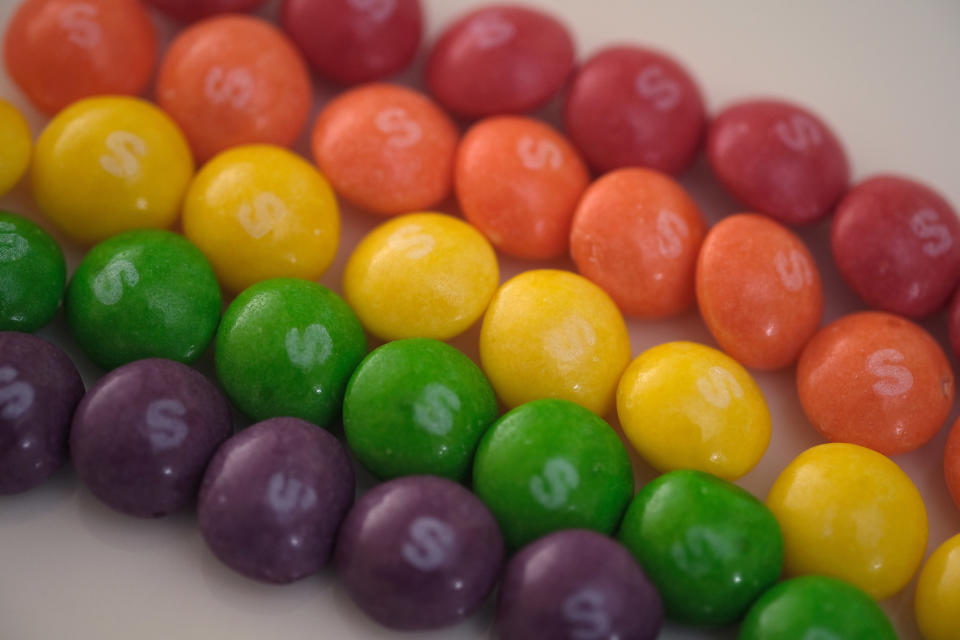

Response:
(65, 229), (221, 369)
(739, 575), (897, 640)
(618, 469), (783, 626)
(472, 398), (633, 550)
(0, 211), (66, 332)
(344, 338), (498, 481)
(216, 278), (366, 428)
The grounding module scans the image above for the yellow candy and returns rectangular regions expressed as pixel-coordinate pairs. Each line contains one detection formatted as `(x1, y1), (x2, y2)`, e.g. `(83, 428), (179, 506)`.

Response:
(0, 99), (31, 197)
(343, 212), (498, 341)
(766, 443), (928, 600)
(32, 96), (193, 245)
(915, 533), (960, 640)
(617, 341), (770, 480)
(182, 145), (339, 294)
(480, 269), (630, 416)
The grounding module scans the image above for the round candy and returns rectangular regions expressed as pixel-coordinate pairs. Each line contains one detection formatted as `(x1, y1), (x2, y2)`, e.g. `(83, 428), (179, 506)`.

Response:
(215, 278), (367, 428)
(496, 530), (662, 640)
(0, 99), (31, 196)
(343, 338), (498, 480)
(455, 116), (590, 259)
(425, 5), (575, 118)
(832, 175), (960, 318)
(564, 45), (706, 175)
(946, 417), (960, 510)
(617, 341), (771, 481)
(796, 311), (953, 455)
(472, 398), (634, 550)
(739, 575), (897, 640)
(71, 358), (232, 518)
(3, 0), (156, 116)
(915, 533), (960, 640)
(480, 270), (631, 416)
(280, 0), (423, 85)
(343, 212), (498, 340)
(0, 212), (66, 333)
(182, 145), (339, 294)
(697, 213), (823, 370)
(146, 0), (267, 22)
(198, 417), (355, 584)
(708, 99), (850, 225)
(311, 84), (458, 216)
(766, 443), (928, 600)
(32, 96), (194, 245)
(65, 230), (221, 371)
(0, 332), (84, 495)
(335, 475), (503, 631)
(156, 15), (312, 162)
(570, 168), (706, 317)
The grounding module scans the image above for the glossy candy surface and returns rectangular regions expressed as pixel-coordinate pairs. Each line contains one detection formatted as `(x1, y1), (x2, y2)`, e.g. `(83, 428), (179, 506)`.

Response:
(0, 211), (66, 333)
(618, 469), (783, 625)
(146, 0), (267, 22)
(797, 311), (953, 455)
(570, 168), (706, 317)
(617, 341), (771, 480)
(0, 332), (84, 495)
(343, 338), (498, 480)
(32, 96), (194, 245)
(198, 418), (355, 584)
(335, 475), (503, 631)
(766, 443), (928, 600)
(0, 99), (30, 196)
(472, 398), (633, 550)
(455, 116), (589, 259)
(915, 533), (960, 640)
(343, 213), (498, 340)
(946, 417), (960, 510)
(697, 213), (823, 370)
(182, 145), (339, 294)
(71, 358), (232, 518)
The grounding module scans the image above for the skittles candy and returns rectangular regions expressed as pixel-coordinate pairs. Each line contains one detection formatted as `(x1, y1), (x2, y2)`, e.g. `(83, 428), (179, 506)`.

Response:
(914, 533), (960, 640)
(0, 211), (66, 333)
(0, 99), (30, 196)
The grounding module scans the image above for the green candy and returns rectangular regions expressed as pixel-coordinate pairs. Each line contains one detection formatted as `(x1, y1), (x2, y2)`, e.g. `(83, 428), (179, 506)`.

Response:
(472, 398), (634, 551)
(215, 278), (366, 428)
(65, 230), (221, 369)
(739, 575), (897, 640)
(618, 469), (783, 626)
(0, 211), (66, 332)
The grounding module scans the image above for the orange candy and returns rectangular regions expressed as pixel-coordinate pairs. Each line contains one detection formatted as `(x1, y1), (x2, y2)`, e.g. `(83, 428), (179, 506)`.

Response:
(797, 311), (954, 456)
(570, 168), (706, 318)
(4, 0), (157, 116)
(155, 15), (312, 163)
(456, 116), (590, 260)
(311, 83), (458, 216)
(947, 418), (960, 510)
(696, 213), (822, 370)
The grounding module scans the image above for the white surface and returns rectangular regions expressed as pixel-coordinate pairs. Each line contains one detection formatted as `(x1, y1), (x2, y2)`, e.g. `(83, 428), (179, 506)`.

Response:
(2, 1), (960, 639)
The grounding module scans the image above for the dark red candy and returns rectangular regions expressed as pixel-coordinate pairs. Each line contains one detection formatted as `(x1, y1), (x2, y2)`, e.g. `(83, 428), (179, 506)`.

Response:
(146, 0), (267, 22)
(425, 5), (575, 118)
(708, 99), (850, 225)
(832, 175), (960, 318)
(563, 45), (706, 175)
(280, 0), (423, 85)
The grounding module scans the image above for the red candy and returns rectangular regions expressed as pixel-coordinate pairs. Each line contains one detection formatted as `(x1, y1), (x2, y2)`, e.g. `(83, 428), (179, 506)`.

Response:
(146, 0), (267, 22)
(426, 5), (575, 118)
(947, 418), (960, 510)
(564, 45), (706, 175)
(280, 0), (423, 85)
(707, 99), (849, 225)
(832, 175), (960, 318)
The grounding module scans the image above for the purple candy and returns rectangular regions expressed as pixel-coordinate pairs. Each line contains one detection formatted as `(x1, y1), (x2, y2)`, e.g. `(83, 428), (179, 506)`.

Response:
(335, 475), (503, 631)
(198, 417), (355, 584)
(0, 332), (84, 495)
(70, 358), (232, 518)
(497, 530), (663, 640)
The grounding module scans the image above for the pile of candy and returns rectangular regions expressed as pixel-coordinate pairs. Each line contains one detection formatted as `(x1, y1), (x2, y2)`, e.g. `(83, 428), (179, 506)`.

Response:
(1, 1), (960, 639)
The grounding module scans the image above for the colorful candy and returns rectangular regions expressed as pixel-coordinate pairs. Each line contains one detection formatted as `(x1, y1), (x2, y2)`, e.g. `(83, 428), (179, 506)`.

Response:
(0, 212), (66, 333)
(146, 0), (267, 22)
(182, 145), (339, 294)
(472, 398), (633, 550)
(796, 311), (953, 455)
(946, 417), (960, 510)
(914, 533), (960, 640)
(697, 213), (823, 370)
(0, 99), (30, 196)
(832, 175), (960, 318)
(617, 341), (771, 481)
(455, 116), (590, 259)
(766, 443), (928, 600)
(342, 213), (498, 340)
(570, 168), (706, 317)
